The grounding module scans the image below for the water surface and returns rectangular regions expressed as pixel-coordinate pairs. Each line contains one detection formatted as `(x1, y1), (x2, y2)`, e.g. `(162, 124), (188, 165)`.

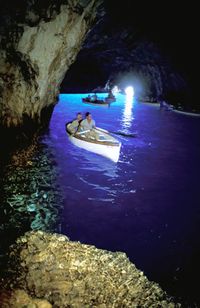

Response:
(1, 93), (200, 305)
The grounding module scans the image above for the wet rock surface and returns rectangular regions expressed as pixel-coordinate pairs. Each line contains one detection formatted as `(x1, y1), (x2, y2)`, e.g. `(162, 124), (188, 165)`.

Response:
(0, 289), (52, 308)
(0, 231), (180, 307)
(0, 0), (101, 128)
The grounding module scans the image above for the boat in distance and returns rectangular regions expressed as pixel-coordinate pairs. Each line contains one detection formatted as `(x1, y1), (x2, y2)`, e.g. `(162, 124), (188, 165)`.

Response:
(82, 97), (110, 105)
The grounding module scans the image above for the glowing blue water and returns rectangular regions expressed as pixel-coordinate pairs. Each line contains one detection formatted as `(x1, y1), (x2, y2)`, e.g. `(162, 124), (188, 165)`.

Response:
(43, 93), (200, 302)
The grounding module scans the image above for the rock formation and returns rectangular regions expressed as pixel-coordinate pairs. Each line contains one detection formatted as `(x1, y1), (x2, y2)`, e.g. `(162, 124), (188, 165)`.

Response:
(0, 231), (180, 307)
(61, 19), (188, 103)
(61, 15), (198, 112)
(0, 0), (101, 129)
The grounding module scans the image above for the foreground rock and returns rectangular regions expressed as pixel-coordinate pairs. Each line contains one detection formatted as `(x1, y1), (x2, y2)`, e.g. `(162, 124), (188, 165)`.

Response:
(0, 289), (52, 308)
(0, 231), (180, 307)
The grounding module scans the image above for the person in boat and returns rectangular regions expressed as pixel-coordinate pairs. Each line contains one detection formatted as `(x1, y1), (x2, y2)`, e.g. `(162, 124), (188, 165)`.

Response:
(107, 89), (115, 99)
(69, 112), (83, 134)
(81, 112), (96, 130)
(91, 93), (98, 101)
(86, 94), (91, 101)
(80, 112), (98, 139)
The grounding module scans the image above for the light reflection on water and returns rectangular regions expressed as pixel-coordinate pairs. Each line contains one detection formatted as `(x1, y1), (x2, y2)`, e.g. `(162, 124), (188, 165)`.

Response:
(122, 94), (134, 129)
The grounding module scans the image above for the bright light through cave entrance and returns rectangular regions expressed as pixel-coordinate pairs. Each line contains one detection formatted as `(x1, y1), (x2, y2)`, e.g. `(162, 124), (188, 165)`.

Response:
(125, 86), (134, 97)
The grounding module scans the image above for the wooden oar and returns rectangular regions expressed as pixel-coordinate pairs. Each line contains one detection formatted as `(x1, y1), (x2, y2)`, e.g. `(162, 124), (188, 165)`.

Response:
(110, 131), (137, 137)
(96, 127), (137, 138)
(76, 129), (90, 135)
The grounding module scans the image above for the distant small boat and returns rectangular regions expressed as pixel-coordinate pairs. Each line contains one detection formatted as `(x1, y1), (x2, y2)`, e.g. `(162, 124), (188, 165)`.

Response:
(66, 123), (121, 162)
(82, 97), (109, 105)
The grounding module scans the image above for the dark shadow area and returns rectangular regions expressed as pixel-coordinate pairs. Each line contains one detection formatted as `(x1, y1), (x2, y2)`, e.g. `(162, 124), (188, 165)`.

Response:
(61, 1), (198, 110)
(0, 104), (55, 164)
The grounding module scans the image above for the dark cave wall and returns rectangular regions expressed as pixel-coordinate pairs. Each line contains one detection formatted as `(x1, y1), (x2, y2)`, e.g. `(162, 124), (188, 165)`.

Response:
(0, 0), (101, 129)
(61, 16), (197, 111)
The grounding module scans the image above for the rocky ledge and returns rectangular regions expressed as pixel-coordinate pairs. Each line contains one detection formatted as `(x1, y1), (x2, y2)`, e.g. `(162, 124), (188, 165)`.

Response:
(0, 231), (180, 307)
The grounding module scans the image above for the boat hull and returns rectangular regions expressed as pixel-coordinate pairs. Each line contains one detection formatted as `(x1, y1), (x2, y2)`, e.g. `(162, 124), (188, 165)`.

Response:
(66, 124), (121, 162)
(82, 98), (109, 105)
(69, 135), (121, 162)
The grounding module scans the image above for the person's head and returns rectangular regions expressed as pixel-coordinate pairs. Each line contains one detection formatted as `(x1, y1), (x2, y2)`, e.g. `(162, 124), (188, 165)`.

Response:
(85, 112), (92, 120)
(76, 112), (82, 121)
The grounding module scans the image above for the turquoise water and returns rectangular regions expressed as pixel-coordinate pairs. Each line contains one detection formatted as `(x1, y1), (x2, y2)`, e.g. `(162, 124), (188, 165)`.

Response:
(1, 93), (200, 304)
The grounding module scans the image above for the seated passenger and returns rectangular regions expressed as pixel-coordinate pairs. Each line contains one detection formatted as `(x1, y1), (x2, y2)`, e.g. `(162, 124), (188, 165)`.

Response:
(107, 90), (114, 99)
(69, 112), (82, 134)
(91, 93), (98, 101)
(80, 112), (98, 139)
(81, 112), (96, 130)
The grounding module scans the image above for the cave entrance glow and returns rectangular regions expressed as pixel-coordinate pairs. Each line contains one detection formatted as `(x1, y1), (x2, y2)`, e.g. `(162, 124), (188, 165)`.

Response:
(125, 86), (134, 97)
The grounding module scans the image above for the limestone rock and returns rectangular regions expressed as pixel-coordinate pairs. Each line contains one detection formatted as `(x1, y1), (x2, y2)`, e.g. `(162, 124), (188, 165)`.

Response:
(0, 231), (180, 307)
(0, 0), (101, 128)
(0, 289), (52, 308)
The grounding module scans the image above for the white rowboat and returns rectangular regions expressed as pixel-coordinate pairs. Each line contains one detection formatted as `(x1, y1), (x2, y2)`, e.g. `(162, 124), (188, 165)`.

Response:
(66, 123), (121, 162)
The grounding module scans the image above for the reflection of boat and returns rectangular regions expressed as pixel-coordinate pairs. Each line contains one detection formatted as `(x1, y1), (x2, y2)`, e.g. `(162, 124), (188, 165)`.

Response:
(66, 123), (121, 163)
(82, 98), (109, 105)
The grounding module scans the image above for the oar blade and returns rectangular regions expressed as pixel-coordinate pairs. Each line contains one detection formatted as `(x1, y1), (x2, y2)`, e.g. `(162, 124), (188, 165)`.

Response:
(111, 131), (137, 138)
